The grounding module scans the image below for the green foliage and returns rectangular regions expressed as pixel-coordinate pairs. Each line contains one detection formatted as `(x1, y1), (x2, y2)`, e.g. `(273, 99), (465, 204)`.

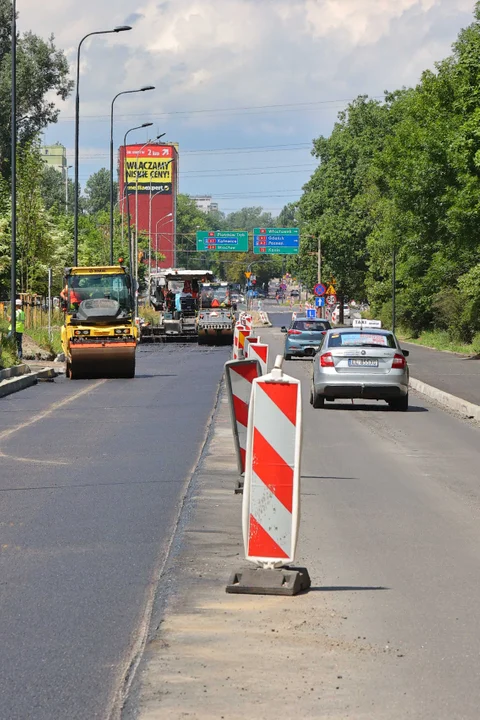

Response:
(84, 168), (115, 215)
(297, 2), (480, 342)
(41, 165), (74, 214)
(0, 334), (18, 369)
(26, 326), (62, 355)
(0, 0), (72, 178)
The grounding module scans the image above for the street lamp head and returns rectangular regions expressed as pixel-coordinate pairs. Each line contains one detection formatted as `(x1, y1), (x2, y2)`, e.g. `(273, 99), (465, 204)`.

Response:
(141, 85), (155, 91)
(113, 25), (132, 32)
(142, 122), (153, 128)
(157, 132), (166, 140)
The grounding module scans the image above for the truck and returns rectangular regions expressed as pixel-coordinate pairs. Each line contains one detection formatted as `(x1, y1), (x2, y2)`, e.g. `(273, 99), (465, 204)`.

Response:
(197, 282), (235, 345)
(61, 265), (138, 379)
(142, 270), (235, 345)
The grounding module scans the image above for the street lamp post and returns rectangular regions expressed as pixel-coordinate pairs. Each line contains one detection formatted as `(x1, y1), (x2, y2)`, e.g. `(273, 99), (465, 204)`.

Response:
(152, 212), (173, 272)
(123, 123), (152, 274)
(134, 134), (164, 316)
(10, 0), (17, 337)
(73, 24), (132, 266)
(109, 85), (154, 264)
(148, 185), (171, 300)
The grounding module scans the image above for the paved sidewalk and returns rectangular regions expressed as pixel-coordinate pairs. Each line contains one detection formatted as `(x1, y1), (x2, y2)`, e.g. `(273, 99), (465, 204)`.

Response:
(403, 342), (480, 406)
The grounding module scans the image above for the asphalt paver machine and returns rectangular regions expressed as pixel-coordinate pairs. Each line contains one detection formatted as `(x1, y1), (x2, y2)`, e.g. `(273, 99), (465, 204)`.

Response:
(143, 269), (214, 342)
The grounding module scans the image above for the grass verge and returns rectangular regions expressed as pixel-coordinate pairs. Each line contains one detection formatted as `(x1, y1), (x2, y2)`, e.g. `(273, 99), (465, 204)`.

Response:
(398, 329), (478, 356)
(26, 327), (62, 356)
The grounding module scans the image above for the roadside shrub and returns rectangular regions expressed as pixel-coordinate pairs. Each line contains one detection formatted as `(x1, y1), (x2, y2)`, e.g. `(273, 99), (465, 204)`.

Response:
(472, 332), (480, 355)
(0, 335), (18, 369)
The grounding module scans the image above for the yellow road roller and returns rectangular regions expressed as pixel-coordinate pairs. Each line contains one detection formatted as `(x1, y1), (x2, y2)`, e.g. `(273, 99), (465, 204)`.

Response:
(61, 265), (138, 379)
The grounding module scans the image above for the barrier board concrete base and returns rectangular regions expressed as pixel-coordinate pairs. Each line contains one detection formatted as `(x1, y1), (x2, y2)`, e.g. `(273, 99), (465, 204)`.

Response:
(226, 566), (311, 596)
(234, 478), (244, 495)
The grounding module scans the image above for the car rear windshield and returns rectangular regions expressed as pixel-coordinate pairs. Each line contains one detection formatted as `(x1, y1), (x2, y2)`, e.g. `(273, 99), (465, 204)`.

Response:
(328, 331), (396, 348)
(293, 320), (330, 331)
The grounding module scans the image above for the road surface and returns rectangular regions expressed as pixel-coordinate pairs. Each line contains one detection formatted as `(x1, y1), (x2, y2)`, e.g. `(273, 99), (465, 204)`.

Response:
(130, 305), (480, 720)
(0, 341), (229, 720)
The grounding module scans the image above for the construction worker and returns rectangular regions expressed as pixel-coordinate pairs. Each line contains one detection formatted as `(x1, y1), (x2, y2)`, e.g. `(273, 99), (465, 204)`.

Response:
(7, 299), (25, 359)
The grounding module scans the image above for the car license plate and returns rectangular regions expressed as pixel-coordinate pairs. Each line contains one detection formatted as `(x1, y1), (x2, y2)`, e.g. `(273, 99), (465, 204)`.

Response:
(348, 358), (379, 367)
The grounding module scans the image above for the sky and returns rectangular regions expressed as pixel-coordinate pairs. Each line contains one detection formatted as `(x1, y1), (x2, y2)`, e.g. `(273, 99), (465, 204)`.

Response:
(20, 0), (476, 215)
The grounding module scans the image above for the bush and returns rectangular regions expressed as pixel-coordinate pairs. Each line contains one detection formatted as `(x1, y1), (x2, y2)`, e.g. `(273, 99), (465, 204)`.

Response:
(139, 306), (160, 326)
(0, 335), (18, 369)
(472, 332), (480, 355)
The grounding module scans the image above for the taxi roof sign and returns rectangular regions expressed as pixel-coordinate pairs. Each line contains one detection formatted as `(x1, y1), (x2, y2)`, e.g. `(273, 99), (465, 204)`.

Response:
(352, 319), (382, 329)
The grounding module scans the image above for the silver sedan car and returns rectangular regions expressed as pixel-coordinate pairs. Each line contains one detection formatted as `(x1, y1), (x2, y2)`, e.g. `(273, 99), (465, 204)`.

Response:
(311, 328), (410, 410)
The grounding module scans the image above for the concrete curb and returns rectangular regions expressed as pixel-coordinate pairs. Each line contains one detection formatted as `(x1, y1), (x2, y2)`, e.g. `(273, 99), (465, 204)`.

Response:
(0, 363), (30, 381)
(0, 367), (58, 399)
(409, 376), (480, 423)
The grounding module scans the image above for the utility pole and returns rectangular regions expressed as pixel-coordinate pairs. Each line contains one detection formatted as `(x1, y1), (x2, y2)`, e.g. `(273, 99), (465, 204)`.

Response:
(10, 0), (17, 337)
(392, 245), (396, 334)
(48, 268), (52, 341)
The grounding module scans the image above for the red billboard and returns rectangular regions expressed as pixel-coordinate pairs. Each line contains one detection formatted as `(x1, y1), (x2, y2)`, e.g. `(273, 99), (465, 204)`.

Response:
(118, 143), (178, 269)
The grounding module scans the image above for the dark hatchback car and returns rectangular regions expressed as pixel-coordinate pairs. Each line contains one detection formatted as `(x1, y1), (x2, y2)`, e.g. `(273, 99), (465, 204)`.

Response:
(282, 317), (332, 359)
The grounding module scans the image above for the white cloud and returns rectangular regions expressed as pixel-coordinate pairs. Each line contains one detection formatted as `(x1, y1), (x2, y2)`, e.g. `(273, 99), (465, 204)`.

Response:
(20, 0), (478, 209)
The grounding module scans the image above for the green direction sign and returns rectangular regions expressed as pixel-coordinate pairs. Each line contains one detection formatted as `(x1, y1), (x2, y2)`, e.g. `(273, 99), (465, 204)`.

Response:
(196, 231), (249, 252)
(254, 246), (299, 255)
(254, 227), (299, 235)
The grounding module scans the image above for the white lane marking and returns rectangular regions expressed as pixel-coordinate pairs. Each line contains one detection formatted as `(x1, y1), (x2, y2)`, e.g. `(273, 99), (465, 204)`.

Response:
(0, 379), (106, 445)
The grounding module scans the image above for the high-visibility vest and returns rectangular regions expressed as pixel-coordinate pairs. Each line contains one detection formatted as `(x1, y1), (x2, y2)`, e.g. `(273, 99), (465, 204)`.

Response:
(16, 309), (25, 333)
(8, 309), (25, 333)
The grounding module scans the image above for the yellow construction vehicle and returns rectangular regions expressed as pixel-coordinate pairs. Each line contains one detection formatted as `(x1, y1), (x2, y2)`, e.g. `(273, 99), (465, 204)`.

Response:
(61, 265), (138, 379)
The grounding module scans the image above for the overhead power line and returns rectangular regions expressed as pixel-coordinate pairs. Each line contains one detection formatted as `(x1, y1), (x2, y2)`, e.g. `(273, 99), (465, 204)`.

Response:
(56, 95), (383, 123)
(71, 142), (314, 162)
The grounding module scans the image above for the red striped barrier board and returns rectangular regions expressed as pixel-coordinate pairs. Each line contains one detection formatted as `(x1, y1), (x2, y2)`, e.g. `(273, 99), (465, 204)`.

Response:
(237, 327), (251, 357)
(244, 336), (259, 357)
(242, 362), (302, 567)
(248, 342), (268, 376)
(225, 358), (261, 476)
(232, 324), (246, 360)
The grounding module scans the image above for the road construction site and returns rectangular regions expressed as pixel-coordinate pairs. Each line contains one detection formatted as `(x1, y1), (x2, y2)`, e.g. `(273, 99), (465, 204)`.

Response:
(1, 302), (480, 719)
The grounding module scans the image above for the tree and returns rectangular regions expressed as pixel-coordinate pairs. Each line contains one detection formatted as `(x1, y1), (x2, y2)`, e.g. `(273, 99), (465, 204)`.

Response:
(300, 96), (393, 305)
(16, 139), (57, 292)
(0, 0), (73, 177)
(84, 168), (114, 215)
(277, 202), (299, 228)
(175, 194), (209, 268)
(223, 206), (274, 232)
(41, 165), (74, 214)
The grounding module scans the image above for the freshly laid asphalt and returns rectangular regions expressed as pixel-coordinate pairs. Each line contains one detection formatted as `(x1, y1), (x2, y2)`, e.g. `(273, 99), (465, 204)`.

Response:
(0, 341), (229, 720)
(402, 341), (480, 406)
